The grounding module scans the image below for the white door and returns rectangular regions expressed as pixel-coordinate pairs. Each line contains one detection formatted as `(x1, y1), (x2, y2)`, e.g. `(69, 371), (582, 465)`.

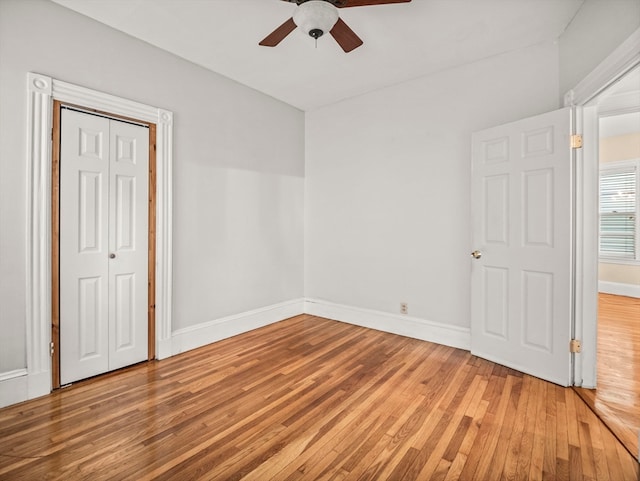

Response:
(470, 108), (574, 386)
(60, 108), (149, 385)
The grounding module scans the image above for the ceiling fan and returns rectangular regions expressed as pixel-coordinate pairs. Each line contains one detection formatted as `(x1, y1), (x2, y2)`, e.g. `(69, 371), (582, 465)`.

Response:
(259, 0), (412, 53)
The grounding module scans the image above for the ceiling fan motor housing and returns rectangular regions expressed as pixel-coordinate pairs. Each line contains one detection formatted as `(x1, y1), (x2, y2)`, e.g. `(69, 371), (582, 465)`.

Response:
(293, 0), (339, 38)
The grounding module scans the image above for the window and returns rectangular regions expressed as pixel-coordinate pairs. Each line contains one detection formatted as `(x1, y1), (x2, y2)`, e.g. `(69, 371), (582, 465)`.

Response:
(599, 159), (639, 261)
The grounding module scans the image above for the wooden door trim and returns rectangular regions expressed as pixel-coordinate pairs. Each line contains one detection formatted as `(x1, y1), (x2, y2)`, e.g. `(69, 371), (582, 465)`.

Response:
(148, 124), (157, 361)
(51, 102), (157, 389)
(51, 100), (62, 388)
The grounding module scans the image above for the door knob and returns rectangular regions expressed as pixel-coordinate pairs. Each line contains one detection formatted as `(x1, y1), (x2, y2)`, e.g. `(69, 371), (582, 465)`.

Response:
(109, 253), (116, 259)
(471, 250), (482, 259)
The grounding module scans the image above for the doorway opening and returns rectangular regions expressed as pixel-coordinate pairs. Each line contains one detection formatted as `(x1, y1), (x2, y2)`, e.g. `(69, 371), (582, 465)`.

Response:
(573, 66), (640, 460)
(51, 100), (157, 389)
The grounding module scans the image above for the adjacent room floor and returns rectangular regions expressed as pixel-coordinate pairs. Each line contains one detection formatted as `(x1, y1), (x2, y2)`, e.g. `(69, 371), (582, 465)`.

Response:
(574, 293), (640, 460)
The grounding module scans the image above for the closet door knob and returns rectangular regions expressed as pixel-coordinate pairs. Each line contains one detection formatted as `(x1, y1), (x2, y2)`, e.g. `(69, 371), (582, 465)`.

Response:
(109, 253), (116, 259)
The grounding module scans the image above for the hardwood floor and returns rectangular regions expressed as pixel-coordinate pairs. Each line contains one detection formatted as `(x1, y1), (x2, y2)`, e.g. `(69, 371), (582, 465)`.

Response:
(1, 315), (638, 480)
(574, 293), (640, 461)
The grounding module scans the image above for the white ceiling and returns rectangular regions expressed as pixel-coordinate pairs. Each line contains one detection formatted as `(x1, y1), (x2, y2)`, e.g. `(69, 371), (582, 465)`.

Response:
(600, 111), (640, 138)
(593, 65), (640, 137)
(51, 0), (585, 111)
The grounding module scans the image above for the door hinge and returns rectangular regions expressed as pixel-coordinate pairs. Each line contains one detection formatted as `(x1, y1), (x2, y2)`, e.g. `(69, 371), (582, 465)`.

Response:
(50, 341), (54, 356)
(571, 134), (583, 149)
(569, 339), (582, 353)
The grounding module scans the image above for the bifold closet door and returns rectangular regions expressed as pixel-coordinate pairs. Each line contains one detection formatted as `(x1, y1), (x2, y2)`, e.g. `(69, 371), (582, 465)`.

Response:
(60, 108), (149, 385)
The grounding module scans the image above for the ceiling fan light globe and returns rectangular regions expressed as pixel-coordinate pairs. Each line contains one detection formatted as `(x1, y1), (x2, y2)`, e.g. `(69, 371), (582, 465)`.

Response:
(293, 0), (339, 38)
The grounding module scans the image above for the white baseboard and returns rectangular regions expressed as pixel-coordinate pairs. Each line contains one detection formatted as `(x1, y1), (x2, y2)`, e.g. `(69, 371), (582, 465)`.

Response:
(0, 369), (28, 408)
(169, 298), (305, 356)
(146, 297), (472, 359)
(0, 369), (52, 409)
(304, 298), (471, 351)
(598, 281), (640, 298)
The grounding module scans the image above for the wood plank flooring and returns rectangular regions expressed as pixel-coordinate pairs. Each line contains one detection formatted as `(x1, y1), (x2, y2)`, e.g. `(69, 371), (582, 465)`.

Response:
(1, 315), (638, 480)
(574, 293), (640, 461)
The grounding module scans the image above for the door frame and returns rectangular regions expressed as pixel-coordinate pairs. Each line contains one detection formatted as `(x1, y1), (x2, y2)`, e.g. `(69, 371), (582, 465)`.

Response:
(25, 73), (173, 400)
(564, 27), (640, 387)
(51, 101), (157, 388)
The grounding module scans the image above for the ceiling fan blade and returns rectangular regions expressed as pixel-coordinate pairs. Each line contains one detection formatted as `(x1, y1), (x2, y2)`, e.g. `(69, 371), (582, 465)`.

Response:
(337, 0), (411, 7)
(330, 18), (363, 53)
(259, 18), (297, 47)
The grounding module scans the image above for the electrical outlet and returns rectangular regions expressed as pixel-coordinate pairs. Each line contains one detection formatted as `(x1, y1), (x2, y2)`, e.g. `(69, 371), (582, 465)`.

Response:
(400, 302), (408, 315)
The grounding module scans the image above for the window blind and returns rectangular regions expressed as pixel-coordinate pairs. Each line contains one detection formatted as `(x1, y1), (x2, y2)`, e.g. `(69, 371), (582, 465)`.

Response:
(599, 166), (636, 257)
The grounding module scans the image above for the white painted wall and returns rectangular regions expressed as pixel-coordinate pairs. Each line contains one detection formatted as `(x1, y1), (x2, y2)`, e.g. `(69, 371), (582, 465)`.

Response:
(305, 42), (561, 333)
(0, 0), (304, 376)
(558, 0), (640, 98)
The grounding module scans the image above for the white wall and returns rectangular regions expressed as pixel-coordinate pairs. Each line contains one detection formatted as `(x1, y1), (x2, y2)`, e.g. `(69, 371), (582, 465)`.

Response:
(558, 0), (640, 98)
(0, 0), (304, 379)
(305, 42), (560, 335)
